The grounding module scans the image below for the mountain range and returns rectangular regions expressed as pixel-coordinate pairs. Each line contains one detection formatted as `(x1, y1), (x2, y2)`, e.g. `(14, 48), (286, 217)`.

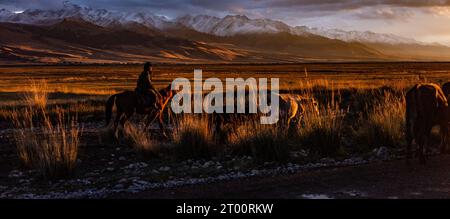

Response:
(1, 2), (450, 64)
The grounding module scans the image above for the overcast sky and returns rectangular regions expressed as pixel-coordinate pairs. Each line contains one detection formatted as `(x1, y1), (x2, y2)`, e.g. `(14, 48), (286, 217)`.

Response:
(2, 0), (450, 45)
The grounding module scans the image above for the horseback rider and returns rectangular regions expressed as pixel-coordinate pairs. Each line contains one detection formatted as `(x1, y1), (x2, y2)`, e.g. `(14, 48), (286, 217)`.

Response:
(135, 62), (161, 110)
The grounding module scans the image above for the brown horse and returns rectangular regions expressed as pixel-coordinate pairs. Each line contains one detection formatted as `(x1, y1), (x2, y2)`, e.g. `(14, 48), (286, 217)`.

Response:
(442, 82), (450, 97)
(105, 84), (176, 138)
(406, 83), (449, 164)
(279, 94), (319, 128)
(212, 93), (319, 138)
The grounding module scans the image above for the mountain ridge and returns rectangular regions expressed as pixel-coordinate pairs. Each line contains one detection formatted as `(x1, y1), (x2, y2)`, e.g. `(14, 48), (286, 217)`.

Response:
(1, 2), (450, 64)
(0, 2), (425, 45)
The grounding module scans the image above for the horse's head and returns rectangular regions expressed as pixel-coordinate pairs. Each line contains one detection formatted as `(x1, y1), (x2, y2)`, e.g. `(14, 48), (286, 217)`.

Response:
(159, 84), (178, 101)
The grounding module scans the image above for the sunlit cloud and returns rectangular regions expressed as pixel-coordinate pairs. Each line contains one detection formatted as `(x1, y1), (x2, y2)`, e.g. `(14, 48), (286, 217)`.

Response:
(353, 7), (415, 20)
(424, 6), (450, 17)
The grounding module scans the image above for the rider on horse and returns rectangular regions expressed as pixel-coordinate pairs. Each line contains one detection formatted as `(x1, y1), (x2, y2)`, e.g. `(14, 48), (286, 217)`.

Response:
(135, 62), (161, 111)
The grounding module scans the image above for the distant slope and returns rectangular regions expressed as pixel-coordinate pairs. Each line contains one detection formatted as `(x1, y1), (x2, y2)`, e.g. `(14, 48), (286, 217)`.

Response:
(0, 20), (253, 64)
(163, 23), (388, 61)
(364, 43), (450, 61)
(0, 19), (390, 64)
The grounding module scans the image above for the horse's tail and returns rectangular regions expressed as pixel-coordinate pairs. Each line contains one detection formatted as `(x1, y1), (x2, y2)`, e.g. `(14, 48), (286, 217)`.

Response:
(105, 94), (117, 127)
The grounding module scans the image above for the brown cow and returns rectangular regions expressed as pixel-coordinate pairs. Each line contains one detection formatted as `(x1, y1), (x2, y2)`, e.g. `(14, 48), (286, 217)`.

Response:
(406, 83), (449, 164)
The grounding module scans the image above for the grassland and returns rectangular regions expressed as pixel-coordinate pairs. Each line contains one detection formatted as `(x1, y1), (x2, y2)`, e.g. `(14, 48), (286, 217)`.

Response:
(0, 62), (449, 197)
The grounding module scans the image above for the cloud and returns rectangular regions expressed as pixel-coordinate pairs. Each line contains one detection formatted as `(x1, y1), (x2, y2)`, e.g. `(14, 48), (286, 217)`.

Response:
(354, 6), (415, 20)
(266, 0), (450, 11)
(2, 0), (450, 18)
(0, 0), (64, 11)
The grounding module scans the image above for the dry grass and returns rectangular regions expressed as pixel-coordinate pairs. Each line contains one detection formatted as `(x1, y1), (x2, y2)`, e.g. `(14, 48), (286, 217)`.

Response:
(123, 122), (158, 158)
(9, 82), (81, 179)
(296, 90), (347, 157)
(355, 92), (406, 149)
(227, 122), (289, 162)
(1, 83), (116, 96)
(10, 107), (80, 178)
(23, 79), (49, 108)
(3, 64), (448, 164)
(172, 115), (216, 159)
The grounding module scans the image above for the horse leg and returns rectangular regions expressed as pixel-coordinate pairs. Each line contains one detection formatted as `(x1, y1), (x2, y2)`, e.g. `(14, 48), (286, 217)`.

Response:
(113, 111), (123, 140)
(145, 110), (158, 130)
(417, 134), (425, 165)
(157, 110), (167, 138)
(117, 112), (132, 138)
(440, 122), (449, 154)
(121, 112), (133, 126)
(445, 123), (450, 154)
(413, 119), (424, 163)
(406, 140), (412, 165)
(406, 120), (414, 164)
(420, 124), (432, 165)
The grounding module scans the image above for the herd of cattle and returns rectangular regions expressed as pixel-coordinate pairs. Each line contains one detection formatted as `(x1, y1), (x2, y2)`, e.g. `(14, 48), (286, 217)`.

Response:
(406, 82), (450, 164)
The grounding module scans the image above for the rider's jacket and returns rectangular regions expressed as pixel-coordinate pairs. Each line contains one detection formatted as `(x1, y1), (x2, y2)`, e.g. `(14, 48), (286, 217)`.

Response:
(136, 69), (155, 94)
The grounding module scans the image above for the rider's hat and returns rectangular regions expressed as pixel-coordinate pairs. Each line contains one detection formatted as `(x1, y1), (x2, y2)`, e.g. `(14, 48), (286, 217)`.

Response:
(144, 62), (152, 70)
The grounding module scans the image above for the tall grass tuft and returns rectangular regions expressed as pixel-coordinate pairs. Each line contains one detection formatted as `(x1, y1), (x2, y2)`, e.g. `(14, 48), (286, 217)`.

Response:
(296, 95), (346, 157)
(123, 122), (158, 158)
(10, 81), (81, 179)
(23, 79), (49, 109)
(227, 122), (289, 163)
(355, 92), (406, 149)
(173, 115), (216, 159)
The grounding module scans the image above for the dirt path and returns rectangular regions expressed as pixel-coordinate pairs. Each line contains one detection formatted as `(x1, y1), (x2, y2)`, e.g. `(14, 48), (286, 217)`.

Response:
(112, 155), (450, 199)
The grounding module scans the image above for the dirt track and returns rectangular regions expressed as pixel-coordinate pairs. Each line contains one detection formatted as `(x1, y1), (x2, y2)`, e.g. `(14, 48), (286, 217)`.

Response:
(112, 155), (450, 199)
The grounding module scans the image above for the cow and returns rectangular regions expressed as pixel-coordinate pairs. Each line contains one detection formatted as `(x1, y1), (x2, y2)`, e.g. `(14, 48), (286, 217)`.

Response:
(405, 83), (449, 164)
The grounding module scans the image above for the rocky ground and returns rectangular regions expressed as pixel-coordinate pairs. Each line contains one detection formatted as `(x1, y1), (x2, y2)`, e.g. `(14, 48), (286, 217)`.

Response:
(0, 122), (439, 199)
(121, 154), (450, 199)
(0, 121), (414, 198)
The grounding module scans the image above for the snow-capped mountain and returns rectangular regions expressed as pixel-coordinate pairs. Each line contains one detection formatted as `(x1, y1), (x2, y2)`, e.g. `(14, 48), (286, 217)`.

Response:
(0, 2), (170, 29)
(176, 15), (221, 33)
(0, 9), (13, 17)
(176, 14), (294, 36)
(0, 2), (424, 45)
(304, 27), (421, 45)
(175, 14), (419, 44)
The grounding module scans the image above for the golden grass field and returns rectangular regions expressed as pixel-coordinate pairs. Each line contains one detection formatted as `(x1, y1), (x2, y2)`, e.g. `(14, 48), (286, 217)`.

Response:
(0, 62), (449, 183)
